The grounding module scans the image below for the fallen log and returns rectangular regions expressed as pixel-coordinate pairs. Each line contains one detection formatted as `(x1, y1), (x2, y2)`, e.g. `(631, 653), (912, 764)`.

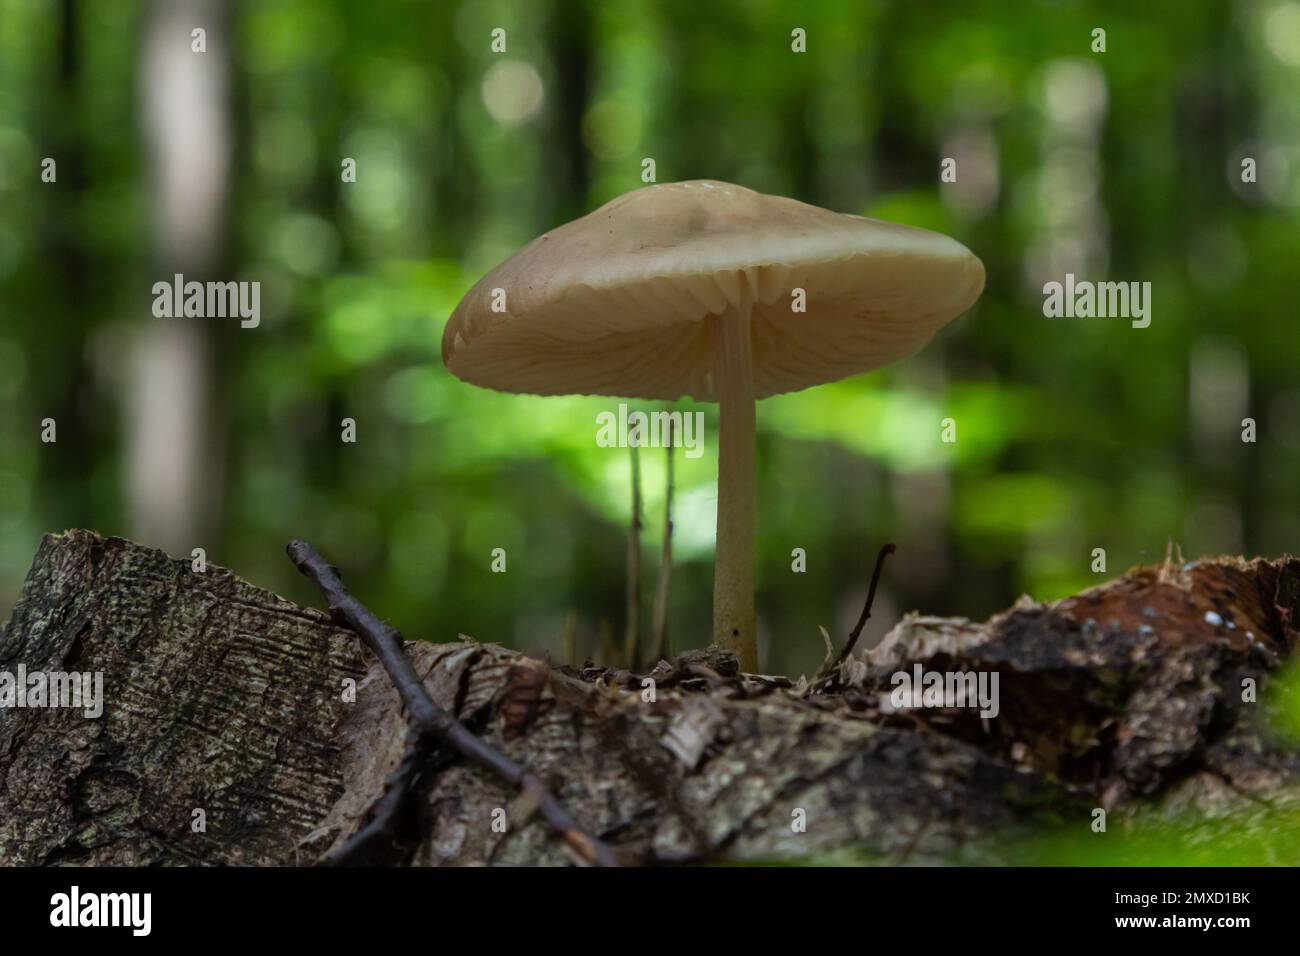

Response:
(1, 529), (1297, 865)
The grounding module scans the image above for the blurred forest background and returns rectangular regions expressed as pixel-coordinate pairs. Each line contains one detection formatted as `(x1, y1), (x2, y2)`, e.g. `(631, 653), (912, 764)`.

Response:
(1, 0), (1298, 678)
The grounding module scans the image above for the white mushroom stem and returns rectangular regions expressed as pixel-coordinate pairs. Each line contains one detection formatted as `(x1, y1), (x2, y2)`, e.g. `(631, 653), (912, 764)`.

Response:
(711, 291), (758, 672)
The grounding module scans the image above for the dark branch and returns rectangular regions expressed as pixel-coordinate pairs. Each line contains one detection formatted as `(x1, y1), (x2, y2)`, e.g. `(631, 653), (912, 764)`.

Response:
(286, 538), (618, 867)
(837, 543), (896, 666)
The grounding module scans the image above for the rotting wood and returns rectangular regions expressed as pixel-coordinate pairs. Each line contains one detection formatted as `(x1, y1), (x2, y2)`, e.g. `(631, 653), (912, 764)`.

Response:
(1, 529), (1297, 865)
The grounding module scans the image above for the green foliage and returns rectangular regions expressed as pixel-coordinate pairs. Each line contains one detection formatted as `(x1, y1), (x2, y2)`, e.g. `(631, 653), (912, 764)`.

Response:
(1012, 802), (1300, 867)
(1268, 659), (1300, 745)
(0, 0), (1297, 685)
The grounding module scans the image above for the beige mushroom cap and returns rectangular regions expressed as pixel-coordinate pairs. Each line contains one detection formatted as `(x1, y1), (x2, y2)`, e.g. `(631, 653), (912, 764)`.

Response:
(442, 180), (984, 400)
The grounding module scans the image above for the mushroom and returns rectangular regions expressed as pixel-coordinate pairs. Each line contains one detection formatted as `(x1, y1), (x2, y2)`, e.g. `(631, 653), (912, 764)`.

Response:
(442, 180), (984, 672)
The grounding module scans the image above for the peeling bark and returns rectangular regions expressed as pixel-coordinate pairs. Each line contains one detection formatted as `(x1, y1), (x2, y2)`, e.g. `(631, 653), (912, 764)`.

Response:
(1, 530), (1297, 865)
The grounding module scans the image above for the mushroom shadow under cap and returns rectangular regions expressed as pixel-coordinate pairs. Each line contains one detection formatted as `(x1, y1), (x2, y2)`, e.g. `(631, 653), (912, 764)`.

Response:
(442, 180), (985, 401)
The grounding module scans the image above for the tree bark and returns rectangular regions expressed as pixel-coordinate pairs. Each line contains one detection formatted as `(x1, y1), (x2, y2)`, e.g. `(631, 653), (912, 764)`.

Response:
(1, 530), (1297, 865)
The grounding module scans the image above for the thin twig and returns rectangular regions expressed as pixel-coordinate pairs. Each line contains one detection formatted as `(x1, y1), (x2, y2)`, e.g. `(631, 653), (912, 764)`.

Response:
(286, 539), (618, 867)
(562, 608), (577, 667)
(598, 618), (616, 668)
(837, 543), (896, 666)
(648, 418), (674, 664)
(623, 443), (642, 669)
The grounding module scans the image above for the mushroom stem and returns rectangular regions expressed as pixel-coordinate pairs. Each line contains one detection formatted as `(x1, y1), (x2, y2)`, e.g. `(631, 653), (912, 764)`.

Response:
(623, 442), (642, 669)
(711, 293), (757, 671)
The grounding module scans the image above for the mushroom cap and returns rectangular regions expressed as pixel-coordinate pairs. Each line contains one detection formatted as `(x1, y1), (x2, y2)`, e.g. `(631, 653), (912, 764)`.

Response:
(442, 180), (984, 400)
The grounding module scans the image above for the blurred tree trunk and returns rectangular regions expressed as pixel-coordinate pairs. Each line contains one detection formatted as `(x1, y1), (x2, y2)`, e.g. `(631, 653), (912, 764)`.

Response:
(36, 0), (97, 531)
(126, 0), (232, 555)
(547, 0), (591, 221)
